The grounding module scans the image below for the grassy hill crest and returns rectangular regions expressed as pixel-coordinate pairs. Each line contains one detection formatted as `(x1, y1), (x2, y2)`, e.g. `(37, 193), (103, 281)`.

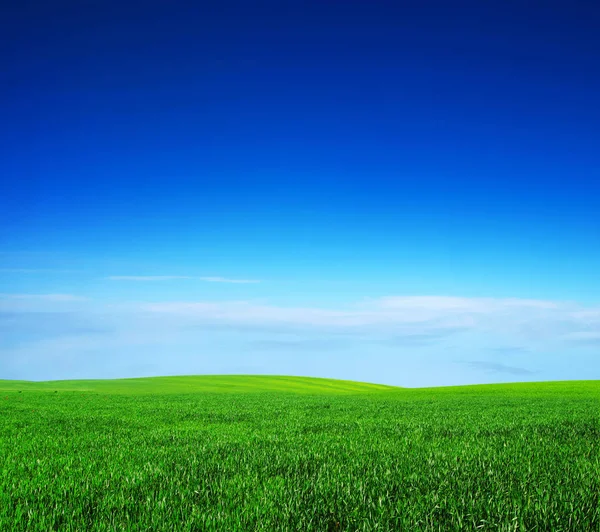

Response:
(0, 374), (398, 394)
(1, 374), (598, 395)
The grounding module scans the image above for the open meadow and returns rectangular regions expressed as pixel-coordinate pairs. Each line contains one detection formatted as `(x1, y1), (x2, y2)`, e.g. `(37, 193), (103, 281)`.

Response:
(1, 376), (599, 531)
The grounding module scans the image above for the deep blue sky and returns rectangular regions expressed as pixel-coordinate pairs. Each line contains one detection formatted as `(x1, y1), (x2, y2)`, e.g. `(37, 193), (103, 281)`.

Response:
(1, 1), (599, 384)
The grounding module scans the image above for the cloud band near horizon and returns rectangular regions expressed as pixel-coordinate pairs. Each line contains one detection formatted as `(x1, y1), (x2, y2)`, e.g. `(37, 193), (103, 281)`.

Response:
(1, 293), (598, 385)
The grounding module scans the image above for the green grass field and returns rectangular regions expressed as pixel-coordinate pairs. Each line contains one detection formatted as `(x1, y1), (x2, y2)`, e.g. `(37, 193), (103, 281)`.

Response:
(1, 376), (599, 531)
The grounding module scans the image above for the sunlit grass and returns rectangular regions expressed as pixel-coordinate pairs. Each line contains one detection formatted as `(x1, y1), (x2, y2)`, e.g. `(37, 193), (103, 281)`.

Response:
(0, 375), (396, 394)
(1, 377), (598, 530)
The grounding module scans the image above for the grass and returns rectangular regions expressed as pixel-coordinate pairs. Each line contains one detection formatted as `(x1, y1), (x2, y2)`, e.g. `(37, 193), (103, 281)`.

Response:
(0, 375), (395, 394)
(1, 376), (599, 530)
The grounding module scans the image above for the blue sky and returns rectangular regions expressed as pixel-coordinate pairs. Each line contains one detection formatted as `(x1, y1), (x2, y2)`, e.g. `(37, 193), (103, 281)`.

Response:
(1, 1), (599, 385)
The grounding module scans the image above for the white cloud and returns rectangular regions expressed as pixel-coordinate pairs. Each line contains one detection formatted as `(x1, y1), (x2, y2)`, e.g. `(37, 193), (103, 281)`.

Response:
(139, 295), (595, 338)
(2, 293), (599, 384)
(142, 301), (354, 326)
(1, 294), (595, 341)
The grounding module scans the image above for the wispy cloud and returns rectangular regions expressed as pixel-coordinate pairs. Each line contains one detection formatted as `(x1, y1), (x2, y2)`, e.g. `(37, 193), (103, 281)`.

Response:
(142, 301), (361, 327)
(107, 275), (260, 283)
(107, 276), (193, 281)
(2, 293), (599, 384)
(3, 294), (596, 341)
(140, 296), (580, 331)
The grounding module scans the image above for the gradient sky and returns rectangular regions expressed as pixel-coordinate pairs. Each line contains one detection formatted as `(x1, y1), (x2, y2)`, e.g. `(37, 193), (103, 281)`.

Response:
(1, 1), (599, 386)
